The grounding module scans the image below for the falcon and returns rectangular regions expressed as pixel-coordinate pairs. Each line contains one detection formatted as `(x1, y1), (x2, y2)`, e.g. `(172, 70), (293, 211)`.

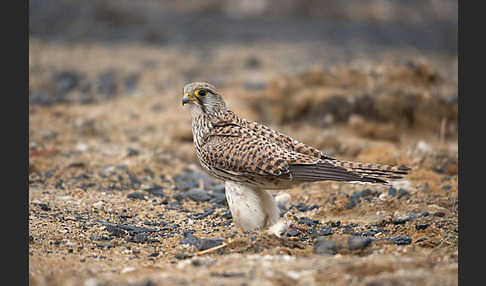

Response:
(182, 82), (409, 235)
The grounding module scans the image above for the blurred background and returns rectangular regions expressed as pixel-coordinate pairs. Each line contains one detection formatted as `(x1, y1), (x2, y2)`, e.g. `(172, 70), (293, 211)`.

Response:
(30, 0), (457, 53)
(28, 0), (459, 164)
(29, 0), (458, 157)
(29, 2), (459, 285)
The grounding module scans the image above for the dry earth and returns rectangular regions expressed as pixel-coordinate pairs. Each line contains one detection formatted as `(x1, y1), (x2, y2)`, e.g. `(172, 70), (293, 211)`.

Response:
(29, 38), (458, 286)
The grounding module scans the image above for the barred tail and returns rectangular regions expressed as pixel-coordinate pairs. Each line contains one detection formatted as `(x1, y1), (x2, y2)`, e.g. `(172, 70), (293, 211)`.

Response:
(333, 160), (410, 184)
(289, 159), (410, 184)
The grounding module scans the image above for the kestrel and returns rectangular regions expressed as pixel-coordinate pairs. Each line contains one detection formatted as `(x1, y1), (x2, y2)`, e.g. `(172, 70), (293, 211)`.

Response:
(182, 82), (409, 235)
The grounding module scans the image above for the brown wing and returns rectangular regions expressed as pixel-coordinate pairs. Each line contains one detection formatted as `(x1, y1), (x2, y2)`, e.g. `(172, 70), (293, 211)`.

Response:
(202, 122), (377, 183)
(202, 125), (316, 179)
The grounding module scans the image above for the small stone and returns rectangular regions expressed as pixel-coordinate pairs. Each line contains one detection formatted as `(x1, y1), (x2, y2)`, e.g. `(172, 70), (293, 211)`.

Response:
(173, 193), (187, 201)
(391, 236), (412, 245)
(221, 212), (232, 219)
(127, 192), (146, 200)
(211, 185), (225, 193)
(180, 232), (199, 245)
(415, 224), (430, 230)
(145, 185), (165, 197)
(96, 243), (114, 249)
(330, 221), (341, 227)
(191, 209), (214, 220)
(120, 267), (136, 274)
(186, 189), (211, 202)
(314, 238), (338, 255)
(196, 238), (224, 251)
(93, 201), (104, 208)
(126, 148), (140, 157)
(131, 233), (148, 243)
(319, 226), (333, 236)
(75, 143), (88, 152)
(208, 192), (227, 205)
(397, 189), (410, 199)
(175, 253), (192, 260)
(297, 217), (319, 227)
(286, 229), (300, 237)
(348, 236), (373, 250)
(37, 203), (51, 211)
(442, 185), (452, 191)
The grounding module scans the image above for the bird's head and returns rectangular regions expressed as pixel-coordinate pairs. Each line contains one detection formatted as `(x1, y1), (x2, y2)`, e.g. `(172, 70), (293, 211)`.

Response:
(182, 82), (226, 115)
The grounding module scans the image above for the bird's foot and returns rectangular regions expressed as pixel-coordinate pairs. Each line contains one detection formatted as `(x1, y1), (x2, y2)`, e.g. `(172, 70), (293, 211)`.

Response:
(266, 220), (292, 238)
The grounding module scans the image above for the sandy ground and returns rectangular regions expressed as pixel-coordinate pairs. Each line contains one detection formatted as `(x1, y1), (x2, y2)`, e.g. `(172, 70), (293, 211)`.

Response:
(29, 38), (458, 286)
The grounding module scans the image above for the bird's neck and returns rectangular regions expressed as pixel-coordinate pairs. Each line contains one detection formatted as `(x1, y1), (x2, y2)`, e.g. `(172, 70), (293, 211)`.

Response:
(191, 108), (236, 143)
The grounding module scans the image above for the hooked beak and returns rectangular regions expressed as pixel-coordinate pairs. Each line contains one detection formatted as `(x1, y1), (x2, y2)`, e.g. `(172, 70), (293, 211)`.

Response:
(182, 93), (193, 105)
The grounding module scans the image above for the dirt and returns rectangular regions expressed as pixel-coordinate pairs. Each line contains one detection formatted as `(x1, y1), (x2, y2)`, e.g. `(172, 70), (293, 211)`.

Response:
(29, 2), (457, 285)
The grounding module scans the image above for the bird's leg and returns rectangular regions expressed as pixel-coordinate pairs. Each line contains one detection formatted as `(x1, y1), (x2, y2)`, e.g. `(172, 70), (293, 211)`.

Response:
(225, 181), (267, 232)
(258, 189), (281, 228)
(224, 181), (290, 237)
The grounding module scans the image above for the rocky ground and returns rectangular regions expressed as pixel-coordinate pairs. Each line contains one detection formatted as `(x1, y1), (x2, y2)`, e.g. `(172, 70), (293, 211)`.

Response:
(29, 3), (457, 283)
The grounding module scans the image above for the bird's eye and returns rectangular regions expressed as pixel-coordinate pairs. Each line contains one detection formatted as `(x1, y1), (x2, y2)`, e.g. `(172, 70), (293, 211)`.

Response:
(196, 89), (207, 97)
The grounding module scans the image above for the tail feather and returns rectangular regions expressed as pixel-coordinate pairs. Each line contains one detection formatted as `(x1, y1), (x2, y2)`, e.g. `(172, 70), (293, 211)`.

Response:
(332, 159), (410, 183)
(289, 159), (410, 184)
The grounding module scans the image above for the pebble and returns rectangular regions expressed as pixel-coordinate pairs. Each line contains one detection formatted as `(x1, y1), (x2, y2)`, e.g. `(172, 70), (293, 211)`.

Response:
(392, 212), (429, 224)
(124, 73), (140, 94)
(179, 232), (223, 251)
(208, 191), (227, 205)
(127, 192), (146, 200)
(120, 267), (136, 274)
(144, 185), (165, 197)
(97, 70), (119, 99)
(415, 224), (430, 230)
(173, 170), (217, 191)
(186, 189), (211, 202)
(126, 148), (140, 157)
(291, 202), (319, 212)
(75, 143), (88, 152)
(397, 189), (410, 199)
(93, 201), (104, 208)
(348, 236), (373, 250)
(191, 209), (214, 220)
(391, 236), (412, 245)
(330, 221), (341, 227)
(51, 70), (81, 100)
(296, 216), (320, 227)
(314, 238), (339, 255)
(180, 232), (199, 246)
(221, 212), (232, 219)
(346, 189), (377, 209)
(130, 233), (148, 243)
(286, 229), (300, 237)
(319, 226), (333, 236)
(196, 238), (224, 251)
(175, 253), (193, 260)
(211, 184), (225, 193)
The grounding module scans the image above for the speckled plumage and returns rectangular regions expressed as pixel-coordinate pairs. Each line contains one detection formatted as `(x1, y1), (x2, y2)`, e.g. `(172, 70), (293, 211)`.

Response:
(182, 82), (409, 233)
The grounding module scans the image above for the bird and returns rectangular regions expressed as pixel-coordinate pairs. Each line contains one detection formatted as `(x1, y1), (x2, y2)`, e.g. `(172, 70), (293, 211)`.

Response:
(182, 82), (410, 236)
